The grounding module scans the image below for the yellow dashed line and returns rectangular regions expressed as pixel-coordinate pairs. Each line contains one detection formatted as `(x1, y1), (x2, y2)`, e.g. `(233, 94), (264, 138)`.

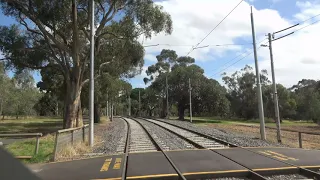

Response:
(100, 158), (112, 172)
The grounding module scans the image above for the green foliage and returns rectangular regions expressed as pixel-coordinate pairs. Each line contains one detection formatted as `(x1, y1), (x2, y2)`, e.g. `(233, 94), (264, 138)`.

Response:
(144, 49), (230, 120)
(0, 0), (173, 128)
(0, 68), (41, 118)
(6, 135), (55, 164)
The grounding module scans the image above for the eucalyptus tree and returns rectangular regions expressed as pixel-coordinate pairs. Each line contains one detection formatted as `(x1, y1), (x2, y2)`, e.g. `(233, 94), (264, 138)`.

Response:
(0, 0), (172, 128)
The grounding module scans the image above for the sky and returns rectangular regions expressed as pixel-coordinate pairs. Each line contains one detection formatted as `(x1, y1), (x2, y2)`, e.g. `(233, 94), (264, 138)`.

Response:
(1, 0), (320, 88)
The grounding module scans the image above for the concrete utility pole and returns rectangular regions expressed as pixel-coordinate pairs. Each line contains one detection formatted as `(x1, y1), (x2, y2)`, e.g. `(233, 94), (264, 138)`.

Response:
(111, 102), (113, 121)
(268, 33), (282, 143)
(139, 90), (141, 117)
(128, 94), (131, 116)
(166, 75), (169, 119)
(189, 78), (192, 123)
(250, 6), (266, 140)
(89, 0), (95, 147)
(262, 24), (297, 143)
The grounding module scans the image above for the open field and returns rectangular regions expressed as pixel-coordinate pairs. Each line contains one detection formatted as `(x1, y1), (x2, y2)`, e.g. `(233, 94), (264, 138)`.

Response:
(0, 117), (63, 135)
(188, 117), (320, 149)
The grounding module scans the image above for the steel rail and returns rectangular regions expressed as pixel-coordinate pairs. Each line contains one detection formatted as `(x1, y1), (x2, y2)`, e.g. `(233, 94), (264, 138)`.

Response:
(140, 117), (266, 180)
(150, 118), (320, 179)
(121, 118), (131, 180)
(130, 117), (187, 180)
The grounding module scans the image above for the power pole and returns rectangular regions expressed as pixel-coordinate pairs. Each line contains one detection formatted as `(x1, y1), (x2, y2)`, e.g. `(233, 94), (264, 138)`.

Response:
(111, 101), (113, 121)
(261, 24), (297, 142)
(250, 6), (266, 140)
(139, 90), (141, 117)
(128, 94), (131, 116)
(89, 0), (95, 147)
(166, 75), (169, 119)
(268, 33), (282, 143)
(189, 78), (192, 123)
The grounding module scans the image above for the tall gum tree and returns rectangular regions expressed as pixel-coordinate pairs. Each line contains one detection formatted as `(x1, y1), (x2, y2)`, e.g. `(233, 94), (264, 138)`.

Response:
(0, 0), (172, 128)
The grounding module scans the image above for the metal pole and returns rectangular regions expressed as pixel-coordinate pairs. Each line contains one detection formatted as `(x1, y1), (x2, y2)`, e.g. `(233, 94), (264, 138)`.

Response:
(129, 95), (131, 116)
(189, 78), (192, 123)
(111, 101), (113, 121)
(139, 90), (141, 117)
(106, 92), (109, 117)
(268, 33), (282, 143)
(89, 0), (95, 147)
(250, 6), (266, 140)
(166, 75), (169, 119)
(128, 93), (131, 116)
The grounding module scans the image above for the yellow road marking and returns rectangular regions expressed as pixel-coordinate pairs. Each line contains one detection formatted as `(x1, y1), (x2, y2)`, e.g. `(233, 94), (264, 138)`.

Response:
(129, 150), (158, 154)
(258, 150), (299, 161)
(253, 167), (297, 171)
(183, 169), (248, 175)
(126, 174), (178, 179)
(100, 158), (112, 172)
(113, 158), (122, 169)
(273, 155), (288, 161)
(300, 165), (320, 168)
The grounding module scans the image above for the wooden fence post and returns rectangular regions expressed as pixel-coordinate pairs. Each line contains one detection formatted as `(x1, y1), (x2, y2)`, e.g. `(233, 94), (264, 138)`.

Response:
(34, 136), (40, 155)
(299, 132), (302, 148)
(53, 132), (59, 161)
(82, 126), (85, 142)
(71, 130), (74, 145)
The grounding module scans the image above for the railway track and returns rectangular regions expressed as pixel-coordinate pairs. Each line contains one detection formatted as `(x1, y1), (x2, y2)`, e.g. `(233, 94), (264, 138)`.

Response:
(124, 118), (157, 152)
(143, 118), (227, 149)
(119, 117), (320, 180)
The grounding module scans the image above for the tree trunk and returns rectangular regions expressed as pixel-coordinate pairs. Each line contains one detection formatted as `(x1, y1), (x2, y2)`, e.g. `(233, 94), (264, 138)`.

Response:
(0, 99), (2, 120)
(94, 103), (100, 123)
(178, 103), (185, 120)
(63, 79), (83, 129)
(160, 98), (167, 118)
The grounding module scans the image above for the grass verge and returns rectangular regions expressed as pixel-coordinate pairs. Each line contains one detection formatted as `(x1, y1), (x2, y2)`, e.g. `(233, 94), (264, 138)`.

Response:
(5, 135), (55, 164)
(0, 117), (63, 135)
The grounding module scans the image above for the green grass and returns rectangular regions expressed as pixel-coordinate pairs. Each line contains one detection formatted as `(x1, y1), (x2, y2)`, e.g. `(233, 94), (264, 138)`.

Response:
(0, 117), (62, 134)
(5, 135), (55, 164)
(169, 116), (317, 126)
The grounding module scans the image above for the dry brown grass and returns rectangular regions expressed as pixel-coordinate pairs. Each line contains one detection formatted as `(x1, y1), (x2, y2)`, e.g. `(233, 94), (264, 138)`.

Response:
(55, 135), (104, 161)
(206, 123), (320, 150)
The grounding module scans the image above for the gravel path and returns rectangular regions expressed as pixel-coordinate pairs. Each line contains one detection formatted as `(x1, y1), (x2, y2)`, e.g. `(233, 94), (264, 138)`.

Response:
(93, 118), (126, 154)
(135, 118), (196, 150)
(156, 119), (285, 147)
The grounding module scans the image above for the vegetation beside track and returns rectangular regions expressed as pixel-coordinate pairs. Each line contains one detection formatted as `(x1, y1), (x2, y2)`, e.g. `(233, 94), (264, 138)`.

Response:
(0, 117), (62, 134)
(5, 135), (55, 164)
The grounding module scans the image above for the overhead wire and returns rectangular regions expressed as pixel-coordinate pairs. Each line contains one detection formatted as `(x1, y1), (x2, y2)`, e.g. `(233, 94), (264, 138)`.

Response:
(207, 38), (267, 78)
(291, 19), (320, 33)
(206, 13), (320, 78)
(186, 0), (244, 56)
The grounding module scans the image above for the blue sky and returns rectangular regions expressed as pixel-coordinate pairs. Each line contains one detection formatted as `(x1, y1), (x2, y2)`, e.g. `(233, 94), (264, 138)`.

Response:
(1, 0), (320, 88)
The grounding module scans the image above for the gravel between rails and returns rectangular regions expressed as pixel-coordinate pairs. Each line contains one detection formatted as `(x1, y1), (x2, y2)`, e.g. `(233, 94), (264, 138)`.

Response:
(213, 178), (249, 180)
(93, 117), (127, 155)
(145, 118), (226, 149)
(265, 174), (308, 180)
(125, 118), (157, 152)
(156, 119), (285, 147)
(135, 118), (196, 150)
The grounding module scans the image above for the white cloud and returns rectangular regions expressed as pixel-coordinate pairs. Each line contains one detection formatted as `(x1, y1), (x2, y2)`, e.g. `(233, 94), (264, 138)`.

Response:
(138, 0), (320, 87)
(144, 54), (157, 62)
